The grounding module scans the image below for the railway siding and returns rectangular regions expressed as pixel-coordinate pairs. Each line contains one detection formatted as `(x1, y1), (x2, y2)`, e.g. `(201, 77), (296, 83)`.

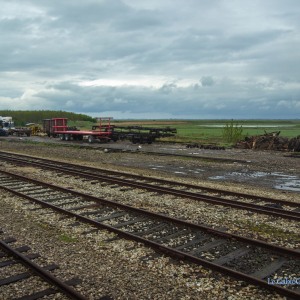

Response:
(2, 191), (285, 299)
(0, 158), (299, 249)
(0, 142), (299, 299)
(0, 232), (86, 299)
(0, 170), (299, 299)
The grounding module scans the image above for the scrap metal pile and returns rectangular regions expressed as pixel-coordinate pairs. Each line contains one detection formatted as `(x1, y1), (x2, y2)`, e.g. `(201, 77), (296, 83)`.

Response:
(235, 131), (300, 152)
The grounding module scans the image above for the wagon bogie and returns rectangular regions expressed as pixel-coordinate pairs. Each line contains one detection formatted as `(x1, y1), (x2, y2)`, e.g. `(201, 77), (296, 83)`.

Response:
(65, 134), (71, 141)
(88, 135), (94, 143)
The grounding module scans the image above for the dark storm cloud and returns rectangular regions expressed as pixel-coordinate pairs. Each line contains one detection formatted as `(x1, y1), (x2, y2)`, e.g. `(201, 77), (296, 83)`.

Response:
(0, 0), (299, 118)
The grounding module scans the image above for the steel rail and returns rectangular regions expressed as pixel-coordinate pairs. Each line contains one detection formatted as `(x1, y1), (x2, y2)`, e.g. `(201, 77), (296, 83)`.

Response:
(0, 152), (299, 221)
(0, 170), (299, 299)
(0, 240), (87, 300)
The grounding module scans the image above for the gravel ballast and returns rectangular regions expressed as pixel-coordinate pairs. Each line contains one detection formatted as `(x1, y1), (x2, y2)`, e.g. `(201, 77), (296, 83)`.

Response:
(0, 192), (286, 299)
(0, 139), (299, 299)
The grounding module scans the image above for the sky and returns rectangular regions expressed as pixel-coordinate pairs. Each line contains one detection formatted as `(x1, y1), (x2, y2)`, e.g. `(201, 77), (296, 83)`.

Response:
(0, 0), (299, 119)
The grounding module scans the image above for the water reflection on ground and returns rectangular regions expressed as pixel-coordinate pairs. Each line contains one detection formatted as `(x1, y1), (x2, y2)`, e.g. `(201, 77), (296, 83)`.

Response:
(148, 165), (300, 192)
(210, 171), (300, 192)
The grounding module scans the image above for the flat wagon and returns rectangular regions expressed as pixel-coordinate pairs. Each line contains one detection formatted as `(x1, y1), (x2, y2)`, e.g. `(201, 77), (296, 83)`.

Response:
(43, 118), (177, 144)
(43, 118), (112, 143)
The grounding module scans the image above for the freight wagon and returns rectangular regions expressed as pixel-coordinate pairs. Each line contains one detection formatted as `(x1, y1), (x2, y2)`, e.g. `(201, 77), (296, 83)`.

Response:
(43, 118), (177, 144)
(108, 125), (177, 144)
(43, 118), (112, 143)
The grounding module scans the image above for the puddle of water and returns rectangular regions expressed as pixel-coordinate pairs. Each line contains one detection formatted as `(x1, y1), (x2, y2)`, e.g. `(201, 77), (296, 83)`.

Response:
(229, 171), (269, 178)
(210, 175), (226, 180)
(275, 180), (300, 192)
(271, 172), (298, 179)
(210, 171), (300, 192)
(161, 147), (184, 151)
(147, 163), (300, 192)
(150, 165), (165, 170)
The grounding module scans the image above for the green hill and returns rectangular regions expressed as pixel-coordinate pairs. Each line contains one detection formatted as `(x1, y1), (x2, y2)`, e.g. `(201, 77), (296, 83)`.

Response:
(0, 110), (95, 126)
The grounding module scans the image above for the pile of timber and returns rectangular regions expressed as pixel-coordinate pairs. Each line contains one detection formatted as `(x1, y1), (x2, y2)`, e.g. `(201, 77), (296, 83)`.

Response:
(235, 131), (300, 152)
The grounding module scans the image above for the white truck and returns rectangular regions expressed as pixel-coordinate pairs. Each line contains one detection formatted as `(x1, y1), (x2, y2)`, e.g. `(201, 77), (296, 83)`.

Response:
(0, 116), (14, 129)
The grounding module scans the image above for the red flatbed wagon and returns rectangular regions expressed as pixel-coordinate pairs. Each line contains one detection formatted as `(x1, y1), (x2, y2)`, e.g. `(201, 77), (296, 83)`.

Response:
(43, 118), (112, 143)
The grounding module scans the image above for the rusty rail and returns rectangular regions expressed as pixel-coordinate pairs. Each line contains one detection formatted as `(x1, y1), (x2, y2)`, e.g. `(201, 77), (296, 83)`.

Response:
(0, 238), (87, 299)
(0, 170), (299, 299)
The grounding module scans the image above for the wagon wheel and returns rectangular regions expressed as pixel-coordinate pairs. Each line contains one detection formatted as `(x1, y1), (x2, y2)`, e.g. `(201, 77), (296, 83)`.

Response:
(88, 135), (94, 143)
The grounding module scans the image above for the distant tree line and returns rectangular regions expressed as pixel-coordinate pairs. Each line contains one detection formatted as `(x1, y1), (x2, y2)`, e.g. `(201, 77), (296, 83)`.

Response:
(0, 110), (95, 126)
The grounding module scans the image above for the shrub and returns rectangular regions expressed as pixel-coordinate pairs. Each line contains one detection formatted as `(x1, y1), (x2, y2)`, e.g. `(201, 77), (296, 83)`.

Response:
(222, 120), (243, 143)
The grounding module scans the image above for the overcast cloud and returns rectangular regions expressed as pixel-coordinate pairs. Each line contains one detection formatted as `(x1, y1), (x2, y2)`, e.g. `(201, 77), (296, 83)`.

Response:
(0, 0), (299, 119)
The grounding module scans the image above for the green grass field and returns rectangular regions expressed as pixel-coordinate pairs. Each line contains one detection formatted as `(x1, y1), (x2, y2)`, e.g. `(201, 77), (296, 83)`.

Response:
(69, 119), (300, 145)
(167, 120), (300, 144)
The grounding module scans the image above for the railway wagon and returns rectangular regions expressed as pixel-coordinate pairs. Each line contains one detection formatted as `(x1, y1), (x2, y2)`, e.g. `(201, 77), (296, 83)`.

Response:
(43, 118), (112, 143)
(43, 118), (177, 144)
(108, 125), (177, 144)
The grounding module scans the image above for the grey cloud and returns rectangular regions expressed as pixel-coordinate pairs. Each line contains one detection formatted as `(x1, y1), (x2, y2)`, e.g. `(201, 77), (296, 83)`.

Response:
(0, 0), (299, 119)
(27, 78), (299, 119)
(201, 76), (214, 87)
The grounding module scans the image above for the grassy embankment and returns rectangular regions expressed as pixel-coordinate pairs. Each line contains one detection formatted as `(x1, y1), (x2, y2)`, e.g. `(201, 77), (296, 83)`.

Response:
(110, 119), (300, 145)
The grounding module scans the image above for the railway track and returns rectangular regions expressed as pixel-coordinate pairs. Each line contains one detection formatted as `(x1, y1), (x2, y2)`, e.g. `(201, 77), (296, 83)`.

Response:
(0, 151), (299, 221)
(0, 170), (299, 299)
(0, 231), (86, 300)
